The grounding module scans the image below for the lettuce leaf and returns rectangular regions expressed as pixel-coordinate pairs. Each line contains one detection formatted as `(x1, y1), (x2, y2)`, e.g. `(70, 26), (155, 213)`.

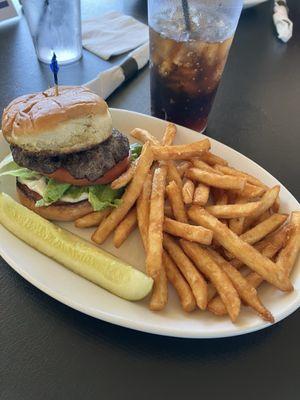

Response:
(36, 179), (71, 207)
(64, 185), (88, 199)
(0, 160), (39, 180)
(0, 153), (13, 169)
(130, 143), (143, 161)
(35, 180), (123, 210)
(88, 185), (124, 211)
(0, 154), (124, 211)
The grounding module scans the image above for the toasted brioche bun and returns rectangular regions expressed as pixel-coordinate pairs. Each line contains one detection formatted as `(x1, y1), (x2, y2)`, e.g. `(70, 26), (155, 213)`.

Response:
(17, 185), (93, 222)
(2, 86), (112, 154)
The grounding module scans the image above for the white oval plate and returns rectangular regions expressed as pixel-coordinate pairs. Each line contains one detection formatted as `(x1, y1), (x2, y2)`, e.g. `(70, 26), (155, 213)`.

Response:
(243, 0), (268, 9)
(0, 109), (299, 338)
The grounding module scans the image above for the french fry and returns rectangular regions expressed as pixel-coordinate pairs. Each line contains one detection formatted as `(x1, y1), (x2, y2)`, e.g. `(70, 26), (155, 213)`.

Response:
(113, 207), (137, 248)
(92, 142), (153, 244)
(193, 183), (210, 206)
(233, 183), (266, 199)
(248, 186), (280, 219)
(206, 249), (274, 322)
(80, 124), (299, 322)
(186, 168), (246, 190)
(242, 186), (280, 228)
(177, 161), (192, 177)
(242, 227), (291, 290)
(272, 195), (280, 213)
(164, 203), (174, 218)
(152, 138), (210, 160)
(149, 267), (168, 311)
(187, 206), (292, 291)
(225, 213), (288, 260)
(213, 188), (229, 227)
(133, 146), (168, 310)
(191, 158), (222, 174)
(276, 212), (300, 276)
(229, 186), (280, 235)
(227, 191), (237, 204)
(240, 213), (288, 245)
(163, 217), (213, 245)
(111, 160), (137, 190)
(163, 234), (207, 310)
(245, 272), (266, 288)
(200, 152), (228, 166)
(180, 240), (241, 322)
(182, 179), (195, 204)
(162, 122), (176, 145)
(230, 225), (291, 270)
(228, 196), (251, 235)
(212, 188), (228, 205)
(166, 161), (183, 190)
(136, 170), (153, 251)
(242, 209), (271, 232)
(146, 164), (168, 310)
(254, 224), (291, 252)
(207, 283), (217, 302)
(205, 201), (261, 219)
(214, 165), (268, 188)
(165, 180), (188, 223)
(257, 210), (272, 223)
(75, 208), (111, 228)
(130, 128), (160, 145)
(229, 217), (244, 235)
(163, 251), (196, 312)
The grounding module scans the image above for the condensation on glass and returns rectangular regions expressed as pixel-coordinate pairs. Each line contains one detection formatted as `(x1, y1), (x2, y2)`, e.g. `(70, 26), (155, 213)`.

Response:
(22, 0), (82, 65)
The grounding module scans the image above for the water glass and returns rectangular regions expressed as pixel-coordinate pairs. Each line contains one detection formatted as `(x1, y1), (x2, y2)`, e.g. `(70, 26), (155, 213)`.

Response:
(22, 0), (82, 65)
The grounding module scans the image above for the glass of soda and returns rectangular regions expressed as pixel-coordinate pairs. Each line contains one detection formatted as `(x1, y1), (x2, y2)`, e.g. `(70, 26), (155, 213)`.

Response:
(22, 0), (82, 65)
(148, 0), (243, 132)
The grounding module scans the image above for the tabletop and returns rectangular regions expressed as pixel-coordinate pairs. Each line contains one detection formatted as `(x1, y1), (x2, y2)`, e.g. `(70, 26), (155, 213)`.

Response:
(1, 1), (299, 399)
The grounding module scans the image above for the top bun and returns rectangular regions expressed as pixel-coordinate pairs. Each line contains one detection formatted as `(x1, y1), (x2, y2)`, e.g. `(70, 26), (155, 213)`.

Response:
(1, 86), (112, 154)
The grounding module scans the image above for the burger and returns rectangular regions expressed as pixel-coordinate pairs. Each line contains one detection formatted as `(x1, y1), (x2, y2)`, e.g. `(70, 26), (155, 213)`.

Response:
(1, 86), (140, 221)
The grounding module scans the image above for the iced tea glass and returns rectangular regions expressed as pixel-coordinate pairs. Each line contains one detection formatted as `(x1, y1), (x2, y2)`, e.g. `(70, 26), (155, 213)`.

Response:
(148, 0), (243, 132)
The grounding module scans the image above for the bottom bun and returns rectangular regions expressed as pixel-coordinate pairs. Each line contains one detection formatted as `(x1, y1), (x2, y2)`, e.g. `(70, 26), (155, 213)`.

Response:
(17, 186), (93, 222)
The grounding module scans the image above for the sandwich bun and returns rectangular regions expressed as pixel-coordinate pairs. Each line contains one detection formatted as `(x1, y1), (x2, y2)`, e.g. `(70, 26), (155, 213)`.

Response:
(2, 86), (112, 155)
(17, 184), (93, 222)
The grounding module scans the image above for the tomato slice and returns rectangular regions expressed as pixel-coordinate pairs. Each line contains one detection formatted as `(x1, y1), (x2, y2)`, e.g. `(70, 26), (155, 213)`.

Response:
(45, 156), (130, 186)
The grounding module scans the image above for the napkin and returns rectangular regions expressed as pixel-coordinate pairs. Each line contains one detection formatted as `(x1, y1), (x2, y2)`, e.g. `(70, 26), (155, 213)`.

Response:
(84, 43), (149, 99)
(273, 0), (293, 43)
(82, 11), (149, 60)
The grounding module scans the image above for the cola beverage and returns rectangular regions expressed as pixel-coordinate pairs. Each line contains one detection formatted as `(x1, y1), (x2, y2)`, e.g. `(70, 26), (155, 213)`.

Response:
(148, 1), (242, 132)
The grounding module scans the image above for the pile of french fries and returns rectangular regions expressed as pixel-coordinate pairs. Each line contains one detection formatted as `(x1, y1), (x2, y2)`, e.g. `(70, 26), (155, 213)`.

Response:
(75, 124), (300, 323)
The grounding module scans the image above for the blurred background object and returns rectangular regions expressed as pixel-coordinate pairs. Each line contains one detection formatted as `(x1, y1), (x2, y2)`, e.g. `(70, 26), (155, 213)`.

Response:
(243, 0), (268, 9)
(85, 42), (149, 99)
(273, 0), (293, 42)
(82, 10), (148, 60)
(0, 0), (18, 23)
(22, 0), (82, 64)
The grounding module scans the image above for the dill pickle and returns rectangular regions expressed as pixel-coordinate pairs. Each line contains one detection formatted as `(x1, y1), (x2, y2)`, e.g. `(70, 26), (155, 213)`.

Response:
(0, 193), (153, 301)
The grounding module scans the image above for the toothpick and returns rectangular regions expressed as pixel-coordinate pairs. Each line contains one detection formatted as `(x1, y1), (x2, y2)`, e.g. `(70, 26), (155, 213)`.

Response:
(50, 52), (59, 96)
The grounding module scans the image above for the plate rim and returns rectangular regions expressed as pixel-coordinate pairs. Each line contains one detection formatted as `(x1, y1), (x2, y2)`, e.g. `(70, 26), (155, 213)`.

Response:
(0, 107), (299, 339)
(243, 0), (268, 9)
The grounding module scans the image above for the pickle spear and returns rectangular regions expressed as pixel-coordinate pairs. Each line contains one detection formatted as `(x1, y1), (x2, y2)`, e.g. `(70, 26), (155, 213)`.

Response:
(0, 192), (153, 301)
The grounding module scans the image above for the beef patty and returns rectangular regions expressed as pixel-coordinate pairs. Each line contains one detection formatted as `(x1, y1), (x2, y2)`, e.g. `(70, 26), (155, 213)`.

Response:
(11, 128), (130, 181)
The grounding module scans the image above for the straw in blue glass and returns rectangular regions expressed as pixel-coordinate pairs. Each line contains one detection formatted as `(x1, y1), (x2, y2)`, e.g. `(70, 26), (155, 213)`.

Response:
(50, 52), (59, 96)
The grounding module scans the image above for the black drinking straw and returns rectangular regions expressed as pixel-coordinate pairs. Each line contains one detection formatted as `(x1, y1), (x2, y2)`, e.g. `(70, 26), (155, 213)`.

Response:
(181, 0), (191, 33)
